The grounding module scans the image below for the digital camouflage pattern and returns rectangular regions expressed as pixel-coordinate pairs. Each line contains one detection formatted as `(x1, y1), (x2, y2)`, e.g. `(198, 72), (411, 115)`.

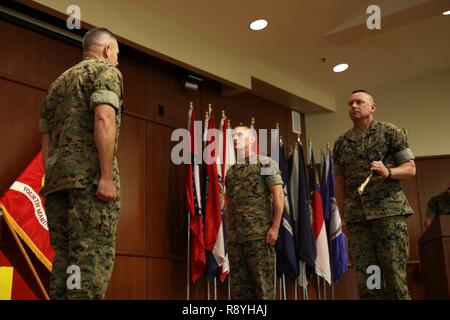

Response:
(225, 155), (283, 243)
(39, 56), (123, 196)
(333, 120), (414, 222)
(40, 56), (123, 299)
(225, 154), (282, 300)
(44, 187), (120, 299)
(333, 119), (414, 300)
(347, 216), (410, 300)
(229, 239), (275, 300)
(426, 190), (450, 218)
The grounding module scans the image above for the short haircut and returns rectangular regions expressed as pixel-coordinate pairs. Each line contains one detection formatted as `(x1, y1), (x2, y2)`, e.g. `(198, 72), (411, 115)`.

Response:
(82, 27), (116, 50)
(351, 89), (369, 94)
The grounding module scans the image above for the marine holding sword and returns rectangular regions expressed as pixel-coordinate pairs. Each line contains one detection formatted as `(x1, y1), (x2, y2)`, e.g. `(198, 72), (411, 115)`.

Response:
(332, 90), (416, 300)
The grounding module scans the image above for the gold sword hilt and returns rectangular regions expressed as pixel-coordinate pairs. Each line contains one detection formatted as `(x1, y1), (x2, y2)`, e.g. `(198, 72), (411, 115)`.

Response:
(358, 171), (373, 195)
(358, 156), (385, 195)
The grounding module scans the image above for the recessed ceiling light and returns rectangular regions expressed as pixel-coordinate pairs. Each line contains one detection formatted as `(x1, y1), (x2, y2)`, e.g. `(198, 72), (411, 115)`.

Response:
(333, 63), (349, 73)
(249, 19), (268, 31)
(443, 10), (450, 15)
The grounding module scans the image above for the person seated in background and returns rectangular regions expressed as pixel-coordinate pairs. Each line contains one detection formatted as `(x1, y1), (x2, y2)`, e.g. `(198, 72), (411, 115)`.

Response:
(425, 182), (450, 228)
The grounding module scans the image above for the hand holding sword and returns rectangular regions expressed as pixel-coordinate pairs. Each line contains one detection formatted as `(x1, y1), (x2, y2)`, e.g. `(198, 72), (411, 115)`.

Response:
(358, 157), (387, 195)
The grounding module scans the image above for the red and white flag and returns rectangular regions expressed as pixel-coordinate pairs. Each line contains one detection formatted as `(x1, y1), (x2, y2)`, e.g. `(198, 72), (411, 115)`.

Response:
(186, 106), (206, 282)
(0, 152), (55, 271)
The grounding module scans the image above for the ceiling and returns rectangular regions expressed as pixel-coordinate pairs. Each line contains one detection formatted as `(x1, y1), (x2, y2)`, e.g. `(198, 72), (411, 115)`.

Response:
(123, 0), (450, 111)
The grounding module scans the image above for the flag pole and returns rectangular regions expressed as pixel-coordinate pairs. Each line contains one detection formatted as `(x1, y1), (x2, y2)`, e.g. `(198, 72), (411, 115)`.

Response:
(304, 263), (309, 300)
(317, 275), (321, 300)
(282, 274), (287, 300)
(228, 273), (231, 300)
(186, 213), (191, 300)
(278, 277), (282, 300)
(214, 277), (217, 300)
(186, 102), (194, 301)
(294, 277), (298, 300)
(0, 211), (49, 300)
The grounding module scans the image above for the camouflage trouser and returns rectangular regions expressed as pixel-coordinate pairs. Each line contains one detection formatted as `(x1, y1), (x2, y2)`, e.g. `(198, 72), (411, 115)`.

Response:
(44, 188), (120, 300)
(347, 215), (410, 300)
(228, 239), (275, 300)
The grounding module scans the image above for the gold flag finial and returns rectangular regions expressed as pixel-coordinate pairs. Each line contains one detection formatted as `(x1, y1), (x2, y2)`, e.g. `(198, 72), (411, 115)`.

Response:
(221, 110), (226, 118)
(189, 101), (193, 109)
(208, 104), (212, 113)
(275, 122), (279, 129)
(251, 117), (255, 125)
(205, 111), (209, 119)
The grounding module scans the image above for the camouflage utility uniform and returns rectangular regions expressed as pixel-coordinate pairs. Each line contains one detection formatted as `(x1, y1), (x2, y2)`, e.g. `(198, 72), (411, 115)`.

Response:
(39, 56), (123, 299)
(225, 155), (283, 300)
(426, 190), (450, 218)
(333, 119), (414, 300)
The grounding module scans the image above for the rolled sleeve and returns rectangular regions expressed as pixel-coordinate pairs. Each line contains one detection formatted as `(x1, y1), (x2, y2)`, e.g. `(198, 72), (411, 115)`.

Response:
(39, 118), (49, 133)
(265, 173), (283, 187)
(90, 89), (120, 111)
(394, 148), (414, 164)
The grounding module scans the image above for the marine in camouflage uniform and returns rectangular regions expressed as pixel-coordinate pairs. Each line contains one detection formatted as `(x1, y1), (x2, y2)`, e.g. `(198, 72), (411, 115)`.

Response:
(226, 153), (283, 300)
(39, 29), (123, 299)
(333, 91), (415, 300)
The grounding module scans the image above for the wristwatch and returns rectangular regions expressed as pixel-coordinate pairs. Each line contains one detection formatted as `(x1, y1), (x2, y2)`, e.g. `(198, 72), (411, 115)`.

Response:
(387, 168), (392, 179)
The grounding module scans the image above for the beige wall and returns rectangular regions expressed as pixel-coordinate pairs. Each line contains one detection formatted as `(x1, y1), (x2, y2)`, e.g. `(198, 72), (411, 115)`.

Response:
(32, 0), (335, 111)
(306, 67), (450, 157)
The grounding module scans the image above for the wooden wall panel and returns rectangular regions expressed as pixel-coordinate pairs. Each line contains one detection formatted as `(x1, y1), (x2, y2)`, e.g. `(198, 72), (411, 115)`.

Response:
(44, 39), (81, 87)
(115, 115), (147, 253)
(105, 255), (147, 300)
(147, 258), (185, 299)
(146, 70), (199, 129)
(119, 58), (147, 116)
(0, 21), (47, 87)
(0, 78), (44, 195)
(146, 123), (186, 258)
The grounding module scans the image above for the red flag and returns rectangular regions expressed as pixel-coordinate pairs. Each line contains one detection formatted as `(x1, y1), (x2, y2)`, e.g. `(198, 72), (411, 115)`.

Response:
(0, 152), (54, 271)
(309, 147), (331, 284)
(186, 107), (206, 282)
(204, 114), (222, 251)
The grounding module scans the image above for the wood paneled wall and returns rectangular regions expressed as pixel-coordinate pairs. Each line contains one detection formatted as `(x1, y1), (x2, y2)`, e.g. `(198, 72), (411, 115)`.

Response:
(1, 17), (448, 300)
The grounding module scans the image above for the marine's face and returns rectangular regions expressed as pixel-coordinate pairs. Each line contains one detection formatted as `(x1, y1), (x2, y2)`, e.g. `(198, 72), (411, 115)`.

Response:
(348, 92), (376, 121)
(232, 127), (253, 150)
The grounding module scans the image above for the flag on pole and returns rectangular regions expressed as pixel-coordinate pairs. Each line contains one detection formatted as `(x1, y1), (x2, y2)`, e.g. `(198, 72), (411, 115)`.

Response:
(328, 151), (348, 283)
(308, 145), (331, 284)
(320, 152), (331, 222)
(290, 142), (316, 287)
(0, 152), (55, 271)
(186, 106), (206, 282)
(204, 109), (229, 281)
(275, 136), (298, 279)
